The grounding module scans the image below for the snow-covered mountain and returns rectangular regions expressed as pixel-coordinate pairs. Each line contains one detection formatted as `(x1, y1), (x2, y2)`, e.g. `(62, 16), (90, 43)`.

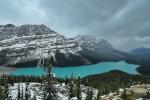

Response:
(0, 24), (137, 67)
(75, 35), (114, 51)
(75, 35), (135, 63)
(0, 24), (92, 67)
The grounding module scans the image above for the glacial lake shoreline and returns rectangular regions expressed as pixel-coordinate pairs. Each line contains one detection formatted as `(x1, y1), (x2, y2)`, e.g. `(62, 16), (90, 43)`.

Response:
(9, 61), (140, 78)
(0, 66), (19, 76)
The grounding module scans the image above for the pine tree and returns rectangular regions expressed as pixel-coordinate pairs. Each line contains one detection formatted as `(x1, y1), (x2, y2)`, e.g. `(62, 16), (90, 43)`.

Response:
(96, 89), (100, 100)
(86, 87), (93, 100)
(42, 86), (47, 100)
(3, 78), (10, 100)
(1, 74), (6, 86)
(121, 89), (127, 100)
(25, 83), (29, 100)
(76, 76), (81, 100)
(21, 85), (24, 100)
(143, 91), (150, 99)
(65, 76), (69, 85)
(116, 77), (120, 95)
(42, 63), (55, 100)
(69, 81), (75, 99)
(0, 86), (4, 99)
(17, 84), (21, 100)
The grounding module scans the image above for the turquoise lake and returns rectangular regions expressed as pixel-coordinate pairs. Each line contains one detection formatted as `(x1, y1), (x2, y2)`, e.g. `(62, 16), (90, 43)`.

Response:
(10, 61), (139, 78)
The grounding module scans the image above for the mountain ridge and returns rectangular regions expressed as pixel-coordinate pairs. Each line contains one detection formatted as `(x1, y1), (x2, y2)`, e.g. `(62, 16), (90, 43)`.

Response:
(0, 24), (145, 68)
(0, 24), (90, 67)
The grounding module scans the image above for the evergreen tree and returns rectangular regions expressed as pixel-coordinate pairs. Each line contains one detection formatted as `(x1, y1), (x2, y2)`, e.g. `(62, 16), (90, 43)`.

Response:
(17, 84), (21, 100)
(42, 63), (55, 100)
(0, 86), (4, 99)
(116, 77), (120, 95)
(86, 87), (93, 100)
(96, 89), (100, 100)
(65, 76), (69, 85)
(3, 78), (10, 100)
(76, 76), (81, 100)
(121, 89), (127, 100)
(21, 85), (24, 100)
(42, 86), (47, 100)
(143, 91), (150, 99)
(25, 83), (29, 100)
(1, 74), (6, 86)
(69, 81), (75, 99)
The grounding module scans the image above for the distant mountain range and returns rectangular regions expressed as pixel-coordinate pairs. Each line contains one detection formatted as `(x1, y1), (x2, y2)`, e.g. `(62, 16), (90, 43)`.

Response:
(75, 35), (136, 63)
(0, 24), (150, 71)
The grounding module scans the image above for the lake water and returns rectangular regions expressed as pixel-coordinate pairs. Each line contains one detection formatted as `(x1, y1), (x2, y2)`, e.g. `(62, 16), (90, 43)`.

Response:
(10, 61), (139, 78)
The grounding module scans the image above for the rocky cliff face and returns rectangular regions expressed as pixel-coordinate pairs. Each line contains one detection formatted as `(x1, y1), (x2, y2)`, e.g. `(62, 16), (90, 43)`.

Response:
(0, 24), (136, 67)
(0, 24), (91, 67)
(75, 35), (136, 63)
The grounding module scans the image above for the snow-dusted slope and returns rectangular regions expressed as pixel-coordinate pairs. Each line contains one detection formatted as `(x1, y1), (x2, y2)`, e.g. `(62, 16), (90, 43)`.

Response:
(76, 35), (135, 63)
(75, 35), (113, 52)
(0, 24), (89, 67)
(0, 24), (136, 67)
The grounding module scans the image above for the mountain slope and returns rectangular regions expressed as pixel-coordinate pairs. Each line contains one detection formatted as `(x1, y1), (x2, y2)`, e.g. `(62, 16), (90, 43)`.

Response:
(131, 48), (150, 64)
(0, 24), (140, 67)
(0, 24), (91, 67)
(131, 48), (150, 75)
(75, 35), (136, 63)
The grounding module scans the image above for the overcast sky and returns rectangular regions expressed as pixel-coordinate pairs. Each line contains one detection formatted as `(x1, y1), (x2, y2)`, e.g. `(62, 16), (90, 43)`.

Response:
(0, 0), (150, 51)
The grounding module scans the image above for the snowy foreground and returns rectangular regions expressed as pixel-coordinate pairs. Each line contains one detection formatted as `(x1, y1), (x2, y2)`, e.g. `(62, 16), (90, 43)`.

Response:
(9, 83), (98, 100)
(9, 83), (150, 100)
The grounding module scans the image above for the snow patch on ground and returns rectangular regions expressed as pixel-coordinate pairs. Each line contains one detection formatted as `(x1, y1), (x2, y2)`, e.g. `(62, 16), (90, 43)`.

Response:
(9, 82), (98, 100)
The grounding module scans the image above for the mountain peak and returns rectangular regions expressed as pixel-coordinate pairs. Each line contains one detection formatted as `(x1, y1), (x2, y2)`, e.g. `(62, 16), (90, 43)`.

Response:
(75, 35), (113, 51)
(0, 24), (136, 67)
(0, 24), (87, 67)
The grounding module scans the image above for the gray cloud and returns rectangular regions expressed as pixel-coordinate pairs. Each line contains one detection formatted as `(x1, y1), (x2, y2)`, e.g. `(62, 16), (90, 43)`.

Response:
(0, 0), (150, 51)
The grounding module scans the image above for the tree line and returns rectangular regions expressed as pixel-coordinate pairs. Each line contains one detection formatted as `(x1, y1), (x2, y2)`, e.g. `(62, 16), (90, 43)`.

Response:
(0, 68), (150, 99)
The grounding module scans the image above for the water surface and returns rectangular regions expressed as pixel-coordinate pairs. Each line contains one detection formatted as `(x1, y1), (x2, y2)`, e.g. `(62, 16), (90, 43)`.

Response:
(11, 61), (139, 78)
